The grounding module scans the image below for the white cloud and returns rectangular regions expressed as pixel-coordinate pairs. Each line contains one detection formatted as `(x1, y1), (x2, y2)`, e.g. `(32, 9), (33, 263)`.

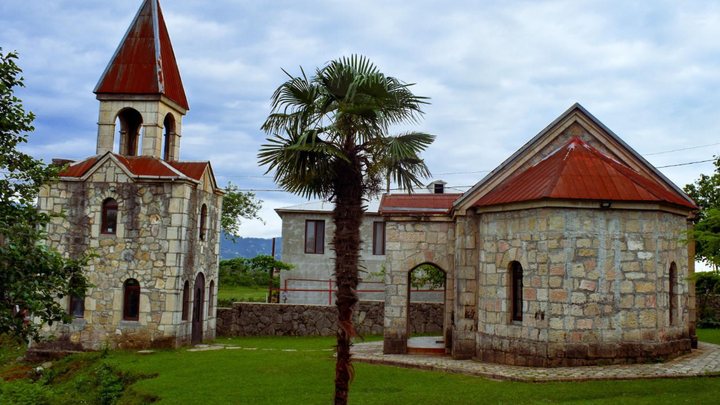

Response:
(2, 0), (719, 242)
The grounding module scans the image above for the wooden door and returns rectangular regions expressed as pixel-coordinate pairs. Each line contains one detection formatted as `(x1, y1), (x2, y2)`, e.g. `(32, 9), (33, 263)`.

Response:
(192, 273), (205, 345)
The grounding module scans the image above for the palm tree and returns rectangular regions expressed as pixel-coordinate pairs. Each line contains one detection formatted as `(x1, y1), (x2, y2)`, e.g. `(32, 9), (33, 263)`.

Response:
(258, 55), (434, 404)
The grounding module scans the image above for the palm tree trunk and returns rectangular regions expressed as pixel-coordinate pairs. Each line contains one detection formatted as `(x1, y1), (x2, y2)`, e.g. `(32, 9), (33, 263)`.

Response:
(332, 153), (364, 405)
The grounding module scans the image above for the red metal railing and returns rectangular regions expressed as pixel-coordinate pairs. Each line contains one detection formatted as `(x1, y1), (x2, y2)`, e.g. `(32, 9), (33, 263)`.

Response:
(272, 278), (444, 305)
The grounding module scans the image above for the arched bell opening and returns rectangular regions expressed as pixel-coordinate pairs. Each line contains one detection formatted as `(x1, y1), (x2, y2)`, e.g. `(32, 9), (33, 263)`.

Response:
(114, 108), (144, 156)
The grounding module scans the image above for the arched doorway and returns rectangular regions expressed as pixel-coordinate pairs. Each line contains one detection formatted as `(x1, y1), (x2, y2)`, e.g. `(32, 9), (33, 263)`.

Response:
(407, 263), (446, 354)
(192, 273), (205, 345)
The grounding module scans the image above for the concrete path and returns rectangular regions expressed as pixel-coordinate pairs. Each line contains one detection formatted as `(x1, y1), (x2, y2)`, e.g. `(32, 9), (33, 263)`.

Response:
(352, 338), (720, 382)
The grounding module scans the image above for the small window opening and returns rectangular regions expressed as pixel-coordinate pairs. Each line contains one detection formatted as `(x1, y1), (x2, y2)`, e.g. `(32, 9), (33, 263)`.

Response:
(510, 261), (524, 322)
(69, 294), (85, 319)
(182, 281), (190, 321)
(163, 113), (176, 160)
(199, 204), (208, 241)
(102, 198), (118, 234)
(123, 279), (140, 321)
(305, 220), (325, 254)
(669, 262), (677, 326)
(208, 280), (215, 317)
(373, 221), (386, 255)
(434, 183), (444, 194)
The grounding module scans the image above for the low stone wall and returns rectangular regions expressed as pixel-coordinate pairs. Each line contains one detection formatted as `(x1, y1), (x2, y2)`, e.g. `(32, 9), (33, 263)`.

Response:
(217, 301), (443, 337)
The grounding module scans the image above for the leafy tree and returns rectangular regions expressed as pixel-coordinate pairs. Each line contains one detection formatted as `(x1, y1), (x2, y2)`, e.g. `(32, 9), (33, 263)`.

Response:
(371, 264), (446, 290)
(259, 55), (433, 404)
(684, 156), (720, 271)
(219, 255), (293, 288)
(691, 271), (720, 328)
(410, 264), (446, 290)
(221, 181), (264, 242)
(0, 49), (90, 343)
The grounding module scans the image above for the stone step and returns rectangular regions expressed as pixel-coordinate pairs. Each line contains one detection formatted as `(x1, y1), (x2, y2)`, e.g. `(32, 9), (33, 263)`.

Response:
(408, 346), (446, 356)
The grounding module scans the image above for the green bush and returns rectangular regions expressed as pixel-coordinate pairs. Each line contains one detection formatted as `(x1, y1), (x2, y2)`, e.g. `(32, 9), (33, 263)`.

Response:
(694, 272), (720, 328)
(0, 381), (57, 405)
(219, 255), (292, 288)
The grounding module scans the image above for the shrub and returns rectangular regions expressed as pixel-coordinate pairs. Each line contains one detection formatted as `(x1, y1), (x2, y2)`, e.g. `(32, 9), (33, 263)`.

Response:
(0, 381), (57, 405)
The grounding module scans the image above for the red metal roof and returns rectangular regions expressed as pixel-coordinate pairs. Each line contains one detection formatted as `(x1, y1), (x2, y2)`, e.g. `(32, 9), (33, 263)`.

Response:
(167, 162), (208, 181)
(114, 155), (179, 177)
(58, 157), (100, 178)
(58, 154), (211, 184)
(94, 0), (189, 110)
(474, 137), (697, 209)
(379, 193), (463, 215)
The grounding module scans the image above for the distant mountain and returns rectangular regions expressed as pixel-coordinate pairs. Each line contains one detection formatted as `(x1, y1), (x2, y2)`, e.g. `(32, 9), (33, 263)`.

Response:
(220, 232), (281, 260)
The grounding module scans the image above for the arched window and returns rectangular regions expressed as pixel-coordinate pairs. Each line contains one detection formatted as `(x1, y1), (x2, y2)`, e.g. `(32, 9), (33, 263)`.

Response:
(208, 280), (215, 316)
(199, 204), (208, 241)
(102, 198), (118, 234)
(68, 277), (85, 319)
(162, 113), (176, 160)
(69, 294), (85, 319)
(669, 262), (677, 326)
(510, 261), (523, 322)
(115, 108), (143, 156)
(123, 279), (140, 321)
(181, 280), (190, 321)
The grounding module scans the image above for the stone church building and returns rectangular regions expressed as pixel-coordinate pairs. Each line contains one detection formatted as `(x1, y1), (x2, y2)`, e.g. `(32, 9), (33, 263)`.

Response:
(380, 104), (699, 366)
(35, 0), (223, 350)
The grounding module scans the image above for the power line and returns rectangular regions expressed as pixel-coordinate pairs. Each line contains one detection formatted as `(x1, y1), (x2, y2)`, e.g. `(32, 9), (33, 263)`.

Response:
(655, 159), (716, 169)
(644, 142), (720, 156)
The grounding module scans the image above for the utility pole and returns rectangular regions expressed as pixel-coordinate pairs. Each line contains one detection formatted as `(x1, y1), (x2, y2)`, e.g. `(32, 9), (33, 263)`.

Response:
(268, 238), (276, 303)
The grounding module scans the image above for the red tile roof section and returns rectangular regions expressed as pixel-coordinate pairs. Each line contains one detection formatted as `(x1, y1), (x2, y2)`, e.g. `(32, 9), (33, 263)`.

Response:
(474, 137), (697, 209)
(94, 0), (189, 110)
(114, 155), (178, 177)
(58, 154), (210, 184)
(167, 162), (208, 181)
(58, 157), (99, 178)
(379, 193), (463, 215)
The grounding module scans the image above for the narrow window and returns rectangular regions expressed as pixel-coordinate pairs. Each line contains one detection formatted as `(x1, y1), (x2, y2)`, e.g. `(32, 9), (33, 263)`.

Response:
(510, 261), (523, 322)
(163, 113), (175, 160)
(199, 204), (208, 241)
(123, 279), (140, 321)
(373, 221), (386, 255)
(208, 280), (215, 316)
(669, 262), (677, 326)
(101, 198), (118, 234)
(305, 220), (325, 254)
(69, 295), (85, 318)
(181, 281), (190, 321)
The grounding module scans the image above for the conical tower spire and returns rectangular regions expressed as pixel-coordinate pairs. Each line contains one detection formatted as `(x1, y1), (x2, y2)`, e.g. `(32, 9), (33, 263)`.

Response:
(94, 0), (188, 110)
(94, 0), (187, 160)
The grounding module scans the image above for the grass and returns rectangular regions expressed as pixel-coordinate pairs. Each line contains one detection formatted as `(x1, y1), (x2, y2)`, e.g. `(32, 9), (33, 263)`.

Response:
(697, 328), (720, 345)
(2, 330), (720, 404)
(217, 285), (268, 303)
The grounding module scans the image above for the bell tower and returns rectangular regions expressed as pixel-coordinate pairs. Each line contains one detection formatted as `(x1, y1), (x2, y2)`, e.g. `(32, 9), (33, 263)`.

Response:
(93, 0), (189, 161)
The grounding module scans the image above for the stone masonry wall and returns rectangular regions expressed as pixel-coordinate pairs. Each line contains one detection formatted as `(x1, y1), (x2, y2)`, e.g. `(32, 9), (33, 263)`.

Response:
(383, 220), (455, 354)
(36, 159), (221, 350)
(217, 301), (444, 337)
(476, 208), (691, 366)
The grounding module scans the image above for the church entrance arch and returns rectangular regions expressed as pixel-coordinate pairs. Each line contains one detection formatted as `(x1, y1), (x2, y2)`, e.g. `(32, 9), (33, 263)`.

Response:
(192, 272), (205, 345)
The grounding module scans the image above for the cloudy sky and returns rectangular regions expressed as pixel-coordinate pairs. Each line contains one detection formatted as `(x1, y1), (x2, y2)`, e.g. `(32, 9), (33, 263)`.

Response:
(2, 0), (719, 254)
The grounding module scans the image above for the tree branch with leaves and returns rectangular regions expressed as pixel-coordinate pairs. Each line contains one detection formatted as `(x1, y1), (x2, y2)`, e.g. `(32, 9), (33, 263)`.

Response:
(0, 48), (91, 343)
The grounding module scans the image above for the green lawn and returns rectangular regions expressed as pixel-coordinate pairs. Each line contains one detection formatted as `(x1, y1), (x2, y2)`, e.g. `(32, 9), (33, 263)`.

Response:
(217, 285), (268, 303)
(697, 328), (720, 345)
(3, 331), (720, 404)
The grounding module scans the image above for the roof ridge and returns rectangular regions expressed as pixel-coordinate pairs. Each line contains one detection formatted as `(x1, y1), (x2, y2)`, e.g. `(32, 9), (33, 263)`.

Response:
(541, 137), (581, 197)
